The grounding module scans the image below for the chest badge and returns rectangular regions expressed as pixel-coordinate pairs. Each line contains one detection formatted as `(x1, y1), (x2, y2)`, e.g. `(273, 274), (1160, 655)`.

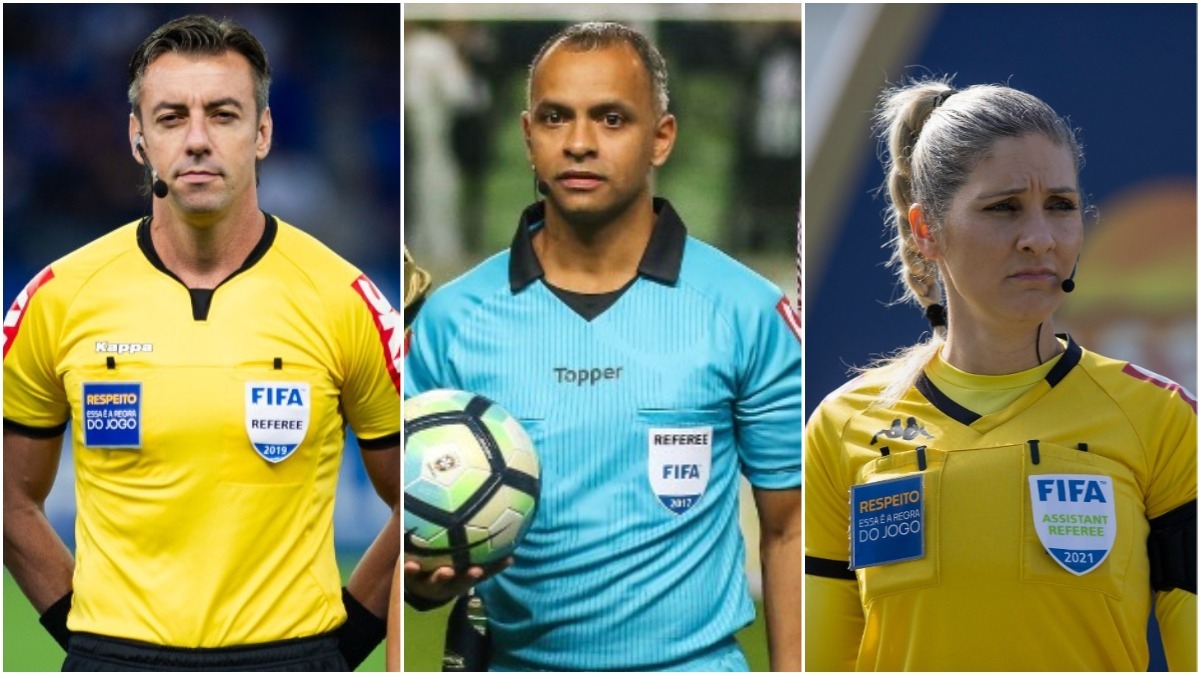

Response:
(245, 382), (310, 463)
(648, 426), (712, 515)
(850, 474), (925, 569)
(81, 382), (142, 448)
(1028, 474), (1116, 575)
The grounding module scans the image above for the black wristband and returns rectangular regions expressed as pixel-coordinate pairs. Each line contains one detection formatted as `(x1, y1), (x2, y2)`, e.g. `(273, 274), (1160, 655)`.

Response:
(38, 590), (73, 652)
(335, 587), (387, 670)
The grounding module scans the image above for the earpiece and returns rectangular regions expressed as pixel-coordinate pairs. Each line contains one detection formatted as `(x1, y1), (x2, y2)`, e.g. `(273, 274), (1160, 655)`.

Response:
(134, 133), (168, 198)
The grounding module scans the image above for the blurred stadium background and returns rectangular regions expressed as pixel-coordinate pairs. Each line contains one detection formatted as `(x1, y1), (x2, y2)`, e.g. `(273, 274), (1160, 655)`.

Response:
(403, 3), (800, 671)
(805, 4), (1197, 671)
(2, 4), (399, 671)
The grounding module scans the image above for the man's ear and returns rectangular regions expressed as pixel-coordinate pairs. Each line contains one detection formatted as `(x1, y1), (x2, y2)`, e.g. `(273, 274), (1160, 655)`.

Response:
(650, 113), (676, 168)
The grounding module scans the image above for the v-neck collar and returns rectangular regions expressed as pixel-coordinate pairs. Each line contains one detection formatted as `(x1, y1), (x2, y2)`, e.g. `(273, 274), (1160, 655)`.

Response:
(507, 198), (687, 294)
(137, 212), (277, 321)
(915, 333), (1084, 432)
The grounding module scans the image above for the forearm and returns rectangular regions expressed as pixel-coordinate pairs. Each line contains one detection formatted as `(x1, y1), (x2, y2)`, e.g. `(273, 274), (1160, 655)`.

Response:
(347, 508), (400, 617)
(3, 503), (74, 612)
(761, 523), (802, 671)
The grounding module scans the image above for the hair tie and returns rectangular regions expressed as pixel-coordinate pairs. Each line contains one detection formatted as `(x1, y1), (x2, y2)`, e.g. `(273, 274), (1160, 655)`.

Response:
(932, 89), (956, 109)
(924, 303), (947, 328)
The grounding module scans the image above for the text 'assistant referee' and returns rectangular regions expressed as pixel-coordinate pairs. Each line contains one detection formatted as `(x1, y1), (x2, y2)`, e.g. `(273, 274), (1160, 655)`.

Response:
(245, 382), (310, 463)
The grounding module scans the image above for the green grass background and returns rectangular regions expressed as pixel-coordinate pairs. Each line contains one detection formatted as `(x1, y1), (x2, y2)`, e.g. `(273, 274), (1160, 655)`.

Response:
(3, 554), (386, 672)
(403, 600), (770, 672)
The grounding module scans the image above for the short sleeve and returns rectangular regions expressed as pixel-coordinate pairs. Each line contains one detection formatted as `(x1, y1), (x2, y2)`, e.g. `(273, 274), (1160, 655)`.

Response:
(733, 295), (802, 489)
(3, 266), (70, 432)
(1136, 370), (1198, 520)
(339, 273), (401, 445)
(400, 284), (460, 398)
(803, 396), (853, 562)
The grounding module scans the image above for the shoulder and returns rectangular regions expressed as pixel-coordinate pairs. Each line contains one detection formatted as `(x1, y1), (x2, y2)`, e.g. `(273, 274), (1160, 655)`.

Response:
(414, 251), (512, 329)
(1074, 346), (1197, 417)
(29, 220), (143, 304)
(809, 369), (890, 436)
(267, 219), (404, 343)
(678, 237), (787, 308)
(270, 218), (365, 287)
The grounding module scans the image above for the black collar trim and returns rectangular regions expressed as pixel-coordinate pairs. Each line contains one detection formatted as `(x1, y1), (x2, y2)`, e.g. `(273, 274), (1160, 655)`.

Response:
(507, 197), (687, 293)
(1045, 333), (1083, 387)
(915, 373), (982, 426)
(137, 212), (278, 320)
(915, 333), (1084, 426)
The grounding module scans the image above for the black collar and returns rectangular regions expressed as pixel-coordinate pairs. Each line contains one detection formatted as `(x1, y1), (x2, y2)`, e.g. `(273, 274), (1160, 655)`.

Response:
(137, 212), (277, 321)
(915, 333), (1084, 426)
(138, 212), (277, 285)
(508, 197), (687, 293)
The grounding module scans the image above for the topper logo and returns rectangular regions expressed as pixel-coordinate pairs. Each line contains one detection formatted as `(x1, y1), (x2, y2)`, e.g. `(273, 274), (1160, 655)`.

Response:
(3, 266), (54, 359)
(1035, 478), (1107, 503)
(353, 274), (401, 393)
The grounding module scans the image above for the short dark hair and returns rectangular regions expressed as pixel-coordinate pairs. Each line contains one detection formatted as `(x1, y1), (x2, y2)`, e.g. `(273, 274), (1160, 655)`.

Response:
(128, 15), (271, 119)
(527, 22), (669, 116)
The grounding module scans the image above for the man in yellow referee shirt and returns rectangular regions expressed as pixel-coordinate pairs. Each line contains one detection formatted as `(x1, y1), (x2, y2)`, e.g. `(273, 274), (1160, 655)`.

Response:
(3, 15), (400, 671)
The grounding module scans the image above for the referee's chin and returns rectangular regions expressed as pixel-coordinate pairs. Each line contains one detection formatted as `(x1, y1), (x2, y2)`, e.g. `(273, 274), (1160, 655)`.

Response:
(545, 191), (647, 231)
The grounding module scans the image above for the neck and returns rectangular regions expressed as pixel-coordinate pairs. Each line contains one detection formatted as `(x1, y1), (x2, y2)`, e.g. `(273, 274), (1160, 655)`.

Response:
(941, 314), (1063, 375)
(535, 197), (655, 293)
(150, 201), (264, 289)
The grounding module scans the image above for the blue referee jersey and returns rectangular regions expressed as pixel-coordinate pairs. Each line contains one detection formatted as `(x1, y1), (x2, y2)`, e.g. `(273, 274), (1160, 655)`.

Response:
(405, 199), (802, 670)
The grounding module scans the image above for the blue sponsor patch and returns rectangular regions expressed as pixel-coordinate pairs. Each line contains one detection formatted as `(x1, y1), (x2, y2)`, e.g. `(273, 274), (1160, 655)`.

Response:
(850, 474), (924, 569)
(81, 382), (142, 448)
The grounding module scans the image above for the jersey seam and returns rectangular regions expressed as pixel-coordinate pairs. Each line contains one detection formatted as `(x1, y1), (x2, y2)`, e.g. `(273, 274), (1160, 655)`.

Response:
(1074, 358), (1153, 495)
(268, 226), (345, 383)
(442, 272), (514, 388)
(54, 227), (145, 374)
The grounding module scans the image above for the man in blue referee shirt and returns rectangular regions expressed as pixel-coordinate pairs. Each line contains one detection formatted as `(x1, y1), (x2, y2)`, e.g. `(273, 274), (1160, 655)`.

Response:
(404, 22), (801, 671)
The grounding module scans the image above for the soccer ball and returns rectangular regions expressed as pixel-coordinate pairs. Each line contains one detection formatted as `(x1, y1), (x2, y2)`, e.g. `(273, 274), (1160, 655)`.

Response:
(404, 389), (540, 571)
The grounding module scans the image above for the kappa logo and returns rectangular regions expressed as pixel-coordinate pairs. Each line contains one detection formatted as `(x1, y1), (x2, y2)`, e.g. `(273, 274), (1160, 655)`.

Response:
(3, 266), (54, 359)
(95, 341), (154, 355)
(353, 274), (401, 393)
(871, 417), (935, 445)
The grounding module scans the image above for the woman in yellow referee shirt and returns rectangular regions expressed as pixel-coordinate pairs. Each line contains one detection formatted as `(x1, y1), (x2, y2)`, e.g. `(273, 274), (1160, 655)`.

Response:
(803, 79), (1196, 671)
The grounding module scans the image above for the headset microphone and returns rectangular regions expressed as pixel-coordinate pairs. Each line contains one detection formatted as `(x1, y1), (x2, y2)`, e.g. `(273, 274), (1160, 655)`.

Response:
(1061, 259), (1079, 293)
(536, 178), (550, 196)
(135, 135), (169, 198)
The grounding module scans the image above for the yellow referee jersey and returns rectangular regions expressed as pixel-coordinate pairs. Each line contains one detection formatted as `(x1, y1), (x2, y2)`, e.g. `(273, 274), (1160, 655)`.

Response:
(805, 336), (1196, 670)
(3, 215), (401, 647)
